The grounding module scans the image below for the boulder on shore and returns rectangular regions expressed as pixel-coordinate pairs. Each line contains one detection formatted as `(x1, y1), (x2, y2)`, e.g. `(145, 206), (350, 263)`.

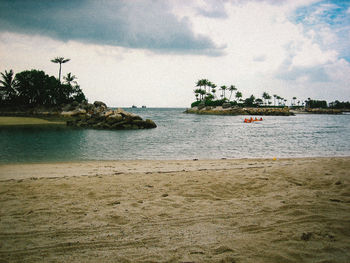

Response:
(64, 101), (157, 130)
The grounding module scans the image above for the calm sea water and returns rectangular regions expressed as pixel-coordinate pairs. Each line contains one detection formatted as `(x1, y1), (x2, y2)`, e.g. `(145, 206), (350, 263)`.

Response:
(0, 108), (349, 163)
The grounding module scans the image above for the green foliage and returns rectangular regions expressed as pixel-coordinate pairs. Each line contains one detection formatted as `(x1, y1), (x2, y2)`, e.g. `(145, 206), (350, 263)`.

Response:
(306, 99), (327, 108)
(0, 69), (87, 108)
(191, 101), (201, 108)
(205, 99), (226, 106)
(192, 78), (346, 110)
(191, 99), (227, 108)
(0, 69), (17, 103)
(329, 100), (350, 109)
(244, 95), (256, 107)
(255, 98), (263, 106)
(15, 70), (58, 105)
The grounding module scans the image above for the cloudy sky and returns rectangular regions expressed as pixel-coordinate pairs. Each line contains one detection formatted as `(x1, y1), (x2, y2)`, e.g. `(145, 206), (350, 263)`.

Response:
(0, 0), (349, 107)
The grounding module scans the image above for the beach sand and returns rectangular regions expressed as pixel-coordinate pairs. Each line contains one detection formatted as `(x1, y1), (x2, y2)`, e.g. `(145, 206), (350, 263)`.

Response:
(0, 157), (349, 262)
(0, 116), (65, 126)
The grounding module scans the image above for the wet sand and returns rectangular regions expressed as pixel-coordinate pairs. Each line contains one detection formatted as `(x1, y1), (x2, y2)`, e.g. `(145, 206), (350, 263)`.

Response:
(0, 157), (349, 262)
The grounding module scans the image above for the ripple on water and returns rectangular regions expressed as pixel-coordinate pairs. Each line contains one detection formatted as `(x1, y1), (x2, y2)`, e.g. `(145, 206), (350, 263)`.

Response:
(0, 109), (349, 163)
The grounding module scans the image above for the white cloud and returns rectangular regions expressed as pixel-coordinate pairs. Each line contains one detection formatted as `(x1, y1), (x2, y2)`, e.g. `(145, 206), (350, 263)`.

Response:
(0, 0), (349, 107)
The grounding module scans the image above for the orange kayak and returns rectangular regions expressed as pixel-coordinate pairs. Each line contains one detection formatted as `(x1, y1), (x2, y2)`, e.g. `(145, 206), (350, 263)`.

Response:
(244, 117), (263, 123)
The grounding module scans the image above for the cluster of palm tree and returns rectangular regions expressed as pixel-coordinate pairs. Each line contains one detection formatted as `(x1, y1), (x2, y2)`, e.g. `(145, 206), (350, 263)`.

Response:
(272, 94), (287, 106)
(192, 79), (348, 109)
(194, 79), (243, 103)
(0, 57), (86, 107)
(192, 79), (308, 108)
(291, 96), (303, 106)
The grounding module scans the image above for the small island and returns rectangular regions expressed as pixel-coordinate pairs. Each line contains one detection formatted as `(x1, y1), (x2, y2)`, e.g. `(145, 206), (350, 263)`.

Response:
(185, 79), (348, 116)
(0, 58), (157, 130)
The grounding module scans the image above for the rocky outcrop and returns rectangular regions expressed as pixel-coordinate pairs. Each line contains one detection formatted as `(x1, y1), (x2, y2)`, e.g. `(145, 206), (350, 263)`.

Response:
(64, 102), (157, 130)
(303, 108), (342, 114)
(185, 106), (294, 116)
(0, 101), (157, 129)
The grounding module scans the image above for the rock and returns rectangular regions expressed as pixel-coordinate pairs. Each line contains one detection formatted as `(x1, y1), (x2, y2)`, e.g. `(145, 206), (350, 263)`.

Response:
(93, 101), (107, 108)
(106, 114), (123, 125)
(116, 108), (127, 115)
(87, 118), (99, 125)
(84, 103), (95, 112)
(64, 102), (156, 130)
(62, 104), (72, 111)
(92, 122), (104, 129)
(61, 109), (86, 117)
(76, 109), (87, 115)
(222, 102), (231, 109)
(111, 121), (128, 129)
(104, 110), (114, 117)
(116, 108), (142, 120)
(198, 102), (205, 110)
(112, 113), (123, 122)
(144, 119), (157, 128)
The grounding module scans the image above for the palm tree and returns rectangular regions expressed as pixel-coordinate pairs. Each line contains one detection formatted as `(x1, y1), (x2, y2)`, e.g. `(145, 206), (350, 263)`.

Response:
(195, 93), (199, 101)
(228, 85), (237, 101)
(200, 89), (206, 100)
(262, 92), (270, 106)
(235, 91), (242, 103)
(63, 73), (77, 86)
(267, 94), (271, 105)
(199, 79), (207, 94)
(0, 69), (17, 100)
(245, 94), (256, 106)
(211, 83), (217, 98)
(276, 96), (282, 106)
(207, 80), (212, 94)
(292, 97), (297, 106)
(194, 88), (201, 101)
(273, 94), (277, 106)
(51, 57), (70, 83)
(196, 79), (206, 99)
(206, 93), (214, 101)
(255, 98), (263, 106)
(220, 85), (227, 99)
(195, 80), (202, 100)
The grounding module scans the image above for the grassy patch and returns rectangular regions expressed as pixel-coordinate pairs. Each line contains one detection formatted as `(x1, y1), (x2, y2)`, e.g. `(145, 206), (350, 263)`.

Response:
(0, 117), (66, 126)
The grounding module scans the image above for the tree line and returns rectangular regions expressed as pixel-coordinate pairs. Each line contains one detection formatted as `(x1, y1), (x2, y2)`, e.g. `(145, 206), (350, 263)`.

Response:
(192, 79), (350, 109)
(0, 57), (86, 108)
(192, 79), (289, 108)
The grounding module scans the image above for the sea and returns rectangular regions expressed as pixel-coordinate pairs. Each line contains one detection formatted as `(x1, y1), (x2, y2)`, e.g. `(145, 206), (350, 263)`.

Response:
(0, 108), (349, 163)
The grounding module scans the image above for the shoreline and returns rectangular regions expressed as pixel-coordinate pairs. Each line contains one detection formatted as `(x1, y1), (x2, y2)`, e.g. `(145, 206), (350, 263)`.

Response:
(1, 155), (349, 168)
(1, 156), (349, 262)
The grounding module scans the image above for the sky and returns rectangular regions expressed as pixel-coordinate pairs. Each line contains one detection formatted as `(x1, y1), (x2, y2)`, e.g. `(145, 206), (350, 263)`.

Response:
(0, 0), (349, 107)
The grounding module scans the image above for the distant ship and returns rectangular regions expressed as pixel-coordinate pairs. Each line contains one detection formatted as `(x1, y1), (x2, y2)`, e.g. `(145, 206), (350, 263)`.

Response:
(142, 105), (147, 108)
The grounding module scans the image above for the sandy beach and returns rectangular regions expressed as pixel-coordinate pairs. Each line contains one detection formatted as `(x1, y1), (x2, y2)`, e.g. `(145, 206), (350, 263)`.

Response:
(0, 157), (349, 263)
